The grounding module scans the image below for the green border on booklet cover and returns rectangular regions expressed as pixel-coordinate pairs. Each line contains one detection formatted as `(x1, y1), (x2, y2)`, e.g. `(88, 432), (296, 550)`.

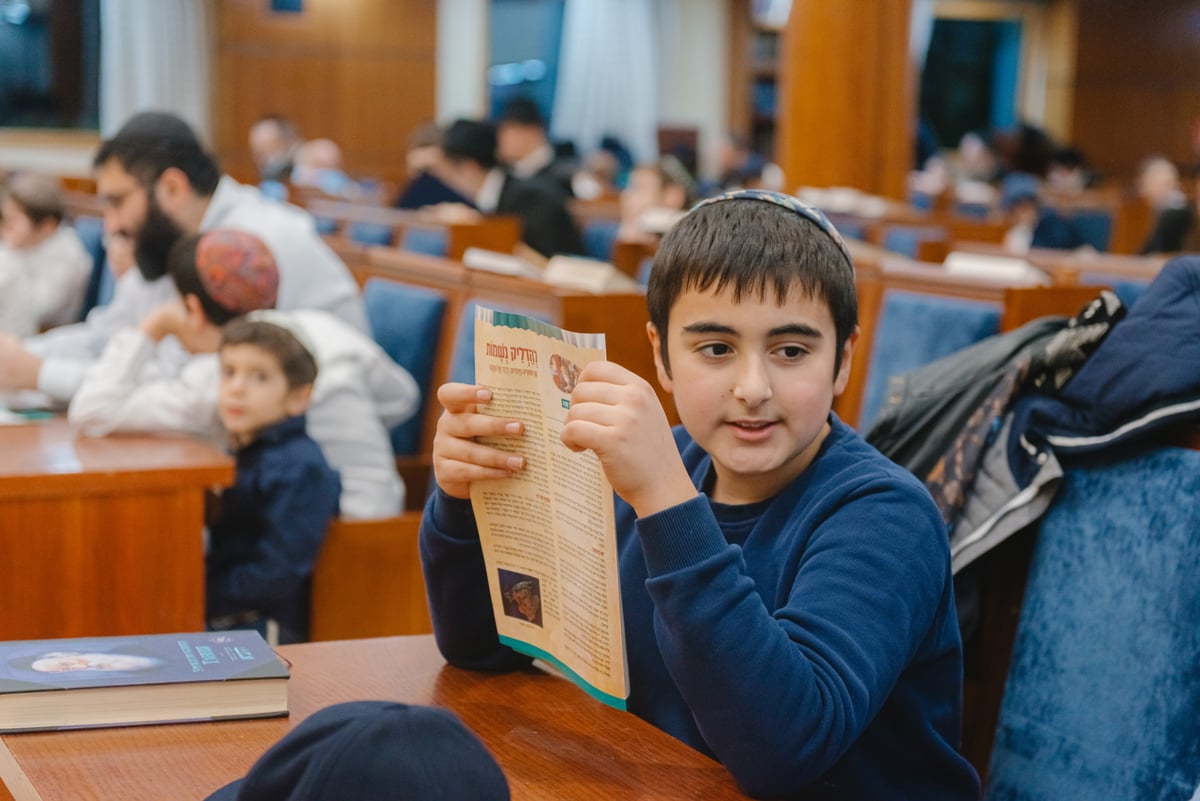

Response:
(498, 635), (627, 711)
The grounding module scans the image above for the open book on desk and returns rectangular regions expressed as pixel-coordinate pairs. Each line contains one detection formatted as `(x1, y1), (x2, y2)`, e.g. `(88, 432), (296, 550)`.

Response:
(471, 307), (629, 709)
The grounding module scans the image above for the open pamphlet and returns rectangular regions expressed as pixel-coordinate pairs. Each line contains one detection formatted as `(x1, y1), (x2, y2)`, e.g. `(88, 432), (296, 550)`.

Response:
(470, 306), (629, 709)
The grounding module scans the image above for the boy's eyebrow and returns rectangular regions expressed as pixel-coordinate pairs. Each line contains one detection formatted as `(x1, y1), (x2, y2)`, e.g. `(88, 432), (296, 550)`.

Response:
(680, 322), (823, 339)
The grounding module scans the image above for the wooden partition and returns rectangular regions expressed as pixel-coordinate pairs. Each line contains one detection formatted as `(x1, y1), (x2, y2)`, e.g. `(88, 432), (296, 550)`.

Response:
(212, 0), (436, 186)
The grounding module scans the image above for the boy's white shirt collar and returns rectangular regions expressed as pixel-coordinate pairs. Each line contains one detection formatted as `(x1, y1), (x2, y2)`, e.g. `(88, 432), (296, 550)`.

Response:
(475, 167), (507, 214)
(510, 142), (555, 180)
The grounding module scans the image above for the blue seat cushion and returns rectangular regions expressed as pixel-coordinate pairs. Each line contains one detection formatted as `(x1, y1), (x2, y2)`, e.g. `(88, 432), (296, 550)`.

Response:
(400, 227), (448, 256)
(1065, 209), (1112, 252)
(986, 447), (1200, 801)
(362, 279), (447, 455)
(346, 221), (394, 247)
(860, 292), (1001, 429)
(581, 219), (620, 263)
(881, 225), (947, 259)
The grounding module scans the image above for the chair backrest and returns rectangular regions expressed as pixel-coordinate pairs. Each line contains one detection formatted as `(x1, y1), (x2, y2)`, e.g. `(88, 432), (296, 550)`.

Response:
(400, 226), (449, 257)
(362, 278), (448, 455)
(346, 220), (395, 247)
(986, 446), (1200, 801)
(860, 291), (1001, 429)
(1064, 207), (1112, 252)
(581, 219), (621, 263)
(881, 224), (948, 259)
(72, 215), (111, 319)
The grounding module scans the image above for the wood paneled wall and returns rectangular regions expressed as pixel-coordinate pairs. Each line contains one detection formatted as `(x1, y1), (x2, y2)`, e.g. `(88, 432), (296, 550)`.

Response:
(776, 0), (915, 199)
(1072, 0), (1200, 181)
(212, 0), (437, 186)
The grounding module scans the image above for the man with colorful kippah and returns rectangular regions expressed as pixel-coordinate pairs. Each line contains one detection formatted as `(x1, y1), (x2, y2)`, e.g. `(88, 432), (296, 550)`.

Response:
(0, 111), (366, 405)
(69, 230), (418, 520)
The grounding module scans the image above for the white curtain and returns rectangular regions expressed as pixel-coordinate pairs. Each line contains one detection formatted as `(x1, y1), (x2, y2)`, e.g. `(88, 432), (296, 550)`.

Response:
(551, 0), (659, 164)
(99, 0), (211, 141)
(910, 0), (936, 70)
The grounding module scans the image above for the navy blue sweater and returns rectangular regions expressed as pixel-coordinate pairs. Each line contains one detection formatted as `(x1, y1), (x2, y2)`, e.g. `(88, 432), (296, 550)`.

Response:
(420, 417), (979, 799)
(206, 415), (341, 643)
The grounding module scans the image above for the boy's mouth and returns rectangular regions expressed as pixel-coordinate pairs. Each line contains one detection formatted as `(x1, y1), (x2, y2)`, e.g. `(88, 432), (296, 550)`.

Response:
(727, 419), (777, 437)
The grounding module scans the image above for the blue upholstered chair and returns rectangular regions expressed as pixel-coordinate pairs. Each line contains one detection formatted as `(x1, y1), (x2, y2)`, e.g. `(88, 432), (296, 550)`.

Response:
(345, 221), (394, 247)
(72, 215), (114, 319)
(1064, 208), (1112, 252)
(362, 278), (448, 455)
(581, 219), (621, 263)
(1080, 274), (1148, 310)
(859, 291), (1002, 429)
(954, 201), (994, 220)
(881, 225), (948, 259)
(399, 227), (448, 257)
(986, 446), (1200, 801)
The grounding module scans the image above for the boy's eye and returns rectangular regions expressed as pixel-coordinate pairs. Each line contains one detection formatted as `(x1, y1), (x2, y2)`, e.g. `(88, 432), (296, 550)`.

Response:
(777, 344), (808, 360)
(252, 370), (269, 382)
(698, 343), (732, 358)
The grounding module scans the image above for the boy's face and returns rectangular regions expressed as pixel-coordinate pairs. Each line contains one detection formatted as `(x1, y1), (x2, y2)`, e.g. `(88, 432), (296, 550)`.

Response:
(649, 283), (855, 505)
(217, 343), (312, 446)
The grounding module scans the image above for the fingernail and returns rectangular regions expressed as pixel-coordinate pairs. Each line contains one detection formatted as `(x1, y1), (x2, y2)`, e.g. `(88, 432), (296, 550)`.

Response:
(507, 456), (524, 470)
(476, 388), (492, 401)
(505, 421), (522, 434)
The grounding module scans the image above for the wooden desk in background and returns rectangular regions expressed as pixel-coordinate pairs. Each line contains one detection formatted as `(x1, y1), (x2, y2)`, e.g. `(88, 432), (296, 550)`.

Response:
(0, 635), (751, 801)
(0, 419), (232, 641)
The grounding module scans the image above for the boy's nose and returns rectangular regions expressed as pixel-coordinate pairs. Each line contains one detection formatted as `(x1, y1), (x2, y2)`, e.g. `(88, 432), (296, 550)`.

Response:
(732, 357), (772, 407)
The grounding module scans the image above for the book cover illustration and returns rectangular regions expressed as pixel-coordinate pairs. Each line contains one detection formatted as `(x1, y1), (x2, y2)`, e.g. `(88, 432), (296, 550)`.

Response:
(471, 307), (629, 710)
(0, 630), (286, 694)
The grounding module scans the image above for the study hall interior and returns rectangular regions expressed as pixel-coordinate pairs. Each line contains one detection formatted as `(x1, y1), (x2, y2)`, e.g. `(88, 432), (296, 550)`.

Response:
(1, 2), (1199, 800)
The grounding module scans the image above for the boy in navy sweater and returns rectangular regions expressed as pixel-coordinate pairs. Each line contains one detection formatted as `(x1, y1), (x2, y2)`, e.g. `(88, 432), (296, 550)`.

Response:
(207, 317), (340, 644)
(420, 190), (980, 799)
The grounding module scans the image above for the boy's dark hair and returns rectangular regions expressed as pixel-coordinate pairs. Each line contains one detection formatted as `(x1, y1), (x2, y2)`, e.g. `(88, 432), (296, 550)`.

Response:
(647, 197), (857, 376)
(497, 96), (546, 130)
(93, 111), (221, 196)
(442, 119), (499, 170)
(167, 230), (279, 326)
(220, 318), (318, 390)
(2, 172), (65, 225)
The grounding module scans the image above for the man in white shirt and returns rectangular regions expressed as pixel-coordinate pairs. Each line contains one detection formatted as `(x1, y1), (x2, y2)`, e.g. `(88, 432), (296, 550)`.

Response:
(0, 111), (367, 403)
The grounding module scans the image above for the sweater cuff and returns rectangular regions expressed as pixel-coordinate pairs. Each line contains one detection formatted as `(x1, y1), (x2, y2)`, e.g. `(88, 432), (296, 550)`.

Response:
(636, 494), (728, 577)
(430, 488), (479, 540)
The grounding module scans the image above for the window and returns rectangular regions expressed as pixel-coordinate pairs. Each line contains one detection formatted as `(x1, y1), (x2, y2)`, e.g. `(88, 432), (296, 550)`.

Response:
(0, 0), (100, 130)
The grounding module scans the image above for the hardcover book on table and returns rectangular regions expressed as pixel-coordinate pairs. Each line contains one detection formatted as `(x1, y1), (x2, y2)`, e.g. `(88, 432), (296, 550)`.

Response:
(0, 630), (288, 732)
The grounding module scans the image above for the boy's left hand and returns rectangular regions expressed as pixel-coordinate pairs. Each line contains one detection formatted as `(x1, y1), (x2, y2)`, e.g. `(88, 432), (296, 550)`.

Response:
(561, 360), (696, 518)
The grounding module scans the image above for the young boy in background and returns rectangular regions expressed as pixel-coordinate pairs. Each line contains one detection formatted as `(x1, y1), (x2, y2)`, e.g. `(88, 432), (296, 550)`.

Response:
(207, 318), (340, 644)
(420, 190), (980, 799)
(0, 172), (92, 336)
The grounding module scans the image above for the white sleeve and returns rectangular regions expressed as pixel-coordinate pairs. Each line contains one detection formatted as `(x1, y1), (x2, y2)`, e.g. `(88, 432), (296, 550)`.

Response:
(67, 329), (221, 438)
(0, 259), (37, 337)
(27, 272), (182, 402)
(363, 345), (421, 429)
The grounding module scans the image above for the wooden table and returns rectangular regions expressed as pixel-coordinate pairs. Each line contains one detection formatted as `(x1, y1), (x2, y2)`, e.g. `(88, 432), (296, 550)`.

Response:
(0, 419), (233, 641)
(0, 635), (751, 800)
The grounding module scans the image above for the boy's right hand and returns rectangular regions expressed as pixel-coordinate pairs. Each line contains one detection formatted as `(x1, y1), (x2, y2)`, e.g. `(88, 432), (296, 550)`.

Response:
(432, 383), (526, 500)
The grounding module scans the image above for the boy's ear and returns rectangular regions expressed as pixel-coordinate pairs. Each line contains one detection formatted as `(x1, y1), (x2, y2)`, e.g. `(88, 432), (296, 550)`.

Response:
(646, 321), (673, 393)
(284, 383), (314, 416)
(182, 294), (208, 327)
(832, 326), (860, 397)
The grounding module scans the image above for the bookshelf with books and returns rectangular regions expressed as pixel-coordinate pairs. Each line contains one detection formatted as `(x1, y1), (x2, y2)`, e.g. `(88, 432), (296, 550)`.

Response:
(729, 0), (785, 159)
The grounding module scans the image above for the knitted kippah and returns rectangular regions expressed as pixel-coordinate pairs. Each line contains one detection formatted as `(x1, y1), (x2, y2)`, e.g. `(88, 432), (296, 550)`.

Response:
(195, 229), (279, 315)
(691, 188), (854, 273)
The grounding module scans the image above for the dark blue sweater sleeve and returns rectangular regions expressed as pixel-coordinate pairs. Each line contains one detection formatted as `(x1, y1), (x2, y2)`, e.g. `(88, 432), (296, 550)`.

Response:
(636, 479), (950, 798)
(418, 488), (534, 672)
(206, 457), (340, 616)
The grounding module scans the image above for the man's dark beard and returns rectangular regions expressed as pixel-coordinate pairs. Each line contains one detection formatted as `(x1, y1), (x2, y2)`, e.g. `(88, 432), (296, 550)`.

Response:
(134, 196), (185, 281)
